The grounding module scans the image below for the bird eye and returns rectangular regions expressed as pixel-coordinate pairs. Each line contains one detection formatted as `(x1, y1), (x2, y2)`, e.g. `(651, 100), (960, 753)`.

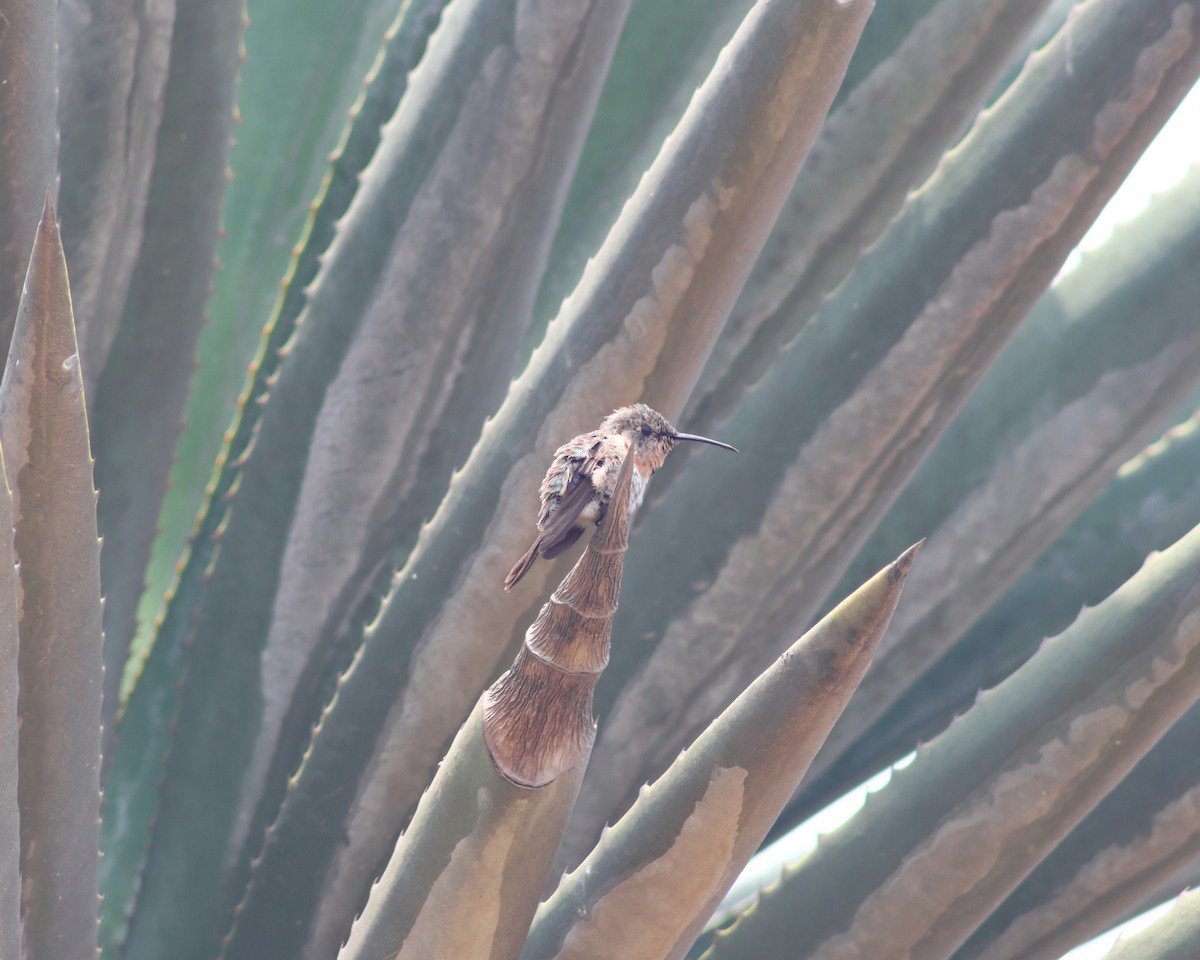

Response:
(640, 424), (652, 437)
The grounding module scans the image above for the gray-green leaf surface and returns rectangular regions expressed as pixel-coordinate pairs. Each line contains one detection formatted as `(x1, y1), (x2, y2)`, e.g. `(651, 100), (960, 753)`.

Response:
(233, 0), (872, 956)
(565, 0), (1200, 872)
(1, 196), (103, 960)
(0, 0), (58, 354)
(801, 161), (1200, 794)
(525, 544), (917, 960)
(89, 0), (244, 754)
(703, 512), (1200, 958)
(0, 431), (19, 960)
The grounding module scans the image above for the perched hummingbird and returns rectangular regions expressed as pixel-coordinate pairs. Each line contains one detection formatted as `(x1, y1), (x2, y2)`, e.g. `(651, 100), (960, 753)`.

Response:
(503, 403), (737, 590)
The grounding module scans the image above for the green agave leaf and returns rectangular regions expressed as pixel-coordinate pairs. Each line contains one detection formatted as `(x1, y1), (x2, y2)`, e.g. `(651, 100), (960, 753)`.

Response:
(341, 701), (589, 960)
(702, 513), (1200, 959)
(339, 452), (637, 960)
(137, 0), (402, 705)
(1101, 890), (1200, 960)
(0, 0), (57, 352)
(529, 0), (753, 346)
(230, 0), (637, 914)
(0, 393), (18, 960)
(567, 0), (1200, 871)
(1, 196), (103, 960)
(89, 0), (244, 750)
(99, 3), (448, 954)
(953, 697), (1200, 960)
(233, 0), (872, 956)
(983, 0), (1076, 110)
(800, 161), (1200, 796)
(57, 0), (174, 397)
(797, 408), (1200, 830)
(683, 0), (1056, 440)
(531, 0), (954, 359)
(122, 2), (635, 958)
(524, 544), (918, 960)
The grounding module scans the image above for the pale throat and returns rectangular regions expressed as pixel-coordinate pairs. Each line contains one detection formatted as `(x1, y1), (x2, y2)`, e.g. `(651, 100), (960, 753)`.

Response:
(629, 463), (649, 513)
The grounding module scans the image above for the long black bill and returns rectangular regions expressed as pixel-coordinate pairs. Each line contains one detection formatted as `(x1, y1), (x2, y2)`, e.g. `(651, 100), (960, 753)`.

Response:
(672, 431), (739, 453)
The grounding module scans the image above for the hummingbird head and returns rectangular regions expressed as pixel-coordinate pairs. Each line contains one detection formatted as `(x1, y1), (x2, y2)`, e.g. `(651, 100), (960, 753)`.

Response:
(600, 403), (738, 473)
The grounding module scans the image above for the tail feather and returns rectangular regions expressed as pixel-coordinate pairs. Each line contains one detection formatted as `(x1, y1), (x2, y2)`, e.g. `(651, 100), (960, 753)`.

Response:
(504, 539), (540, 591)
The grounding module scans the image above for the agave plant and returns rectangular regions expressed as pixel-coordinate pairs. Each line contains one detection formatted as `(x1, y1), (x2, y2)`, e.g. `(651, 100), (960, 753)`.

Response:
(1, 0), (1200, 955)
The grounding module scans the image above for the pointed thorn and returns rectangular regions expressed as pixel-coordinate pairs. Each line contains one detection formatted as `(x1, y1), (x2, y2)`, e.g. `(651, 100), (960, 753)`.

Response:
(891, 539), (925, 581)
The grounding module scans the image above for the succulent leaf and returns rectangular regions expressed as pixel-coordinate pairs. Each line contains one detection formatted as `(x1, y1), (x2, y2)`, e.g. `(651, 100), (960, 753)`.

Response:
(799, 161), (1200, 800)
(0, 0), (57, 355)
(138, 0), (405, 707)
(89, 0), (245, 760)
(232, 0), (637, 904)
(524, 543), (919, 960)
(1, 194), (103, 960)
(569, 0), (1200, 871)
(4, 0), (1199, 955)
(0, 363), (19, 960)
(57, 0), (174, 397)
(231, 0), (873, 955)
(1100, 890), (1200, 960)
(338, 452), (636, 960)
(129, 0), (645, 956)
(99, 3), (448, 954)
(684, 0), (1058, 439)
(703, 513), (1200, 959)
(954, 698), (1200, 959)
(530, 0), (754, 347)
(338, 701), (589, 960)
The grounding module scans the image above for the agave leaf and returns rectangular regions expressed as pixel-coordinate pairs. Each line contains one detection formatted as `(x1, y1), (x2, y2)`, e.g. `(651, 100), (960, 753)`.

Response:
(1100, 890), (1200, 960)
(799, 161), (1200, 795)
(195, 0), (399, 437)
(524, 543), (919, 960)
(125, 0), (451, 707)
(339, 700), (589, 960)
(985, 0), (1079, 113)
(0, 436), (18, 960)
(338, 452), (636, 960)
(532, 0), (955, 356)
(796, 410), (1200, 829)
(0, 0), (57, 352)
(233, 0), (872, 956)
(952, 697), (1200, 960)
(230, 0), (635, 905)
(137, 0), (403, 699)
(57, 0), (174, 396)
(89, 0), (244, 750)
(1, 195), (103, 960)
(683, 0), (1056, 439)
(97, 5), (446, 953)
(703, 512), (1200, 960)
(529, 0), (753, 344)
(120, 2), (637, 957)
(567, 0), (1200, 870)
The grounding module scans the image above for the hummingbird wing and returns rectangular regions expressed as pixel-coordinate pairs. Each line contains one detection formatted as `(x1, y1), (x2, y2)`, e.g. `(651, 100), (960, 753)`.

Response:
(538, 466), (599, 559)
(538, 435), (609, 559)
(504, 471), (592, 588)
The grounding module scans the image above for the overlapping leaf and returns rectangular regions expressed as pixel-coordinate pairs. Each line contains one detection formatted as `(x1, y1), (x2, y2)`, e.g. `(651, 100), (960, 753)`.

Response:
(565, 0), (1200, 870)
(230, 0), (872, 955)
(1, 196), (103, 960)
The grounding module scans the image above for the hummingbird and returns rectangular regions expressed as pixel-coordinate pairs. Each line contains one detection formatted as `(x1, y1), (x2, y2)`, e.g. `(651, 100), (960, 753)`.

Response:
(503, 403), (737, 590)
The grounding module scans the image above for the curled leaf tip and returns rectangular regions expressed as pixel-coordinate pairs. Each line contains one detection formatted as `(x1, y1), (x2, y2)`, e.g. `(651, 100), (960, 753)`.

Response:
(892, 539), (925, 581)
